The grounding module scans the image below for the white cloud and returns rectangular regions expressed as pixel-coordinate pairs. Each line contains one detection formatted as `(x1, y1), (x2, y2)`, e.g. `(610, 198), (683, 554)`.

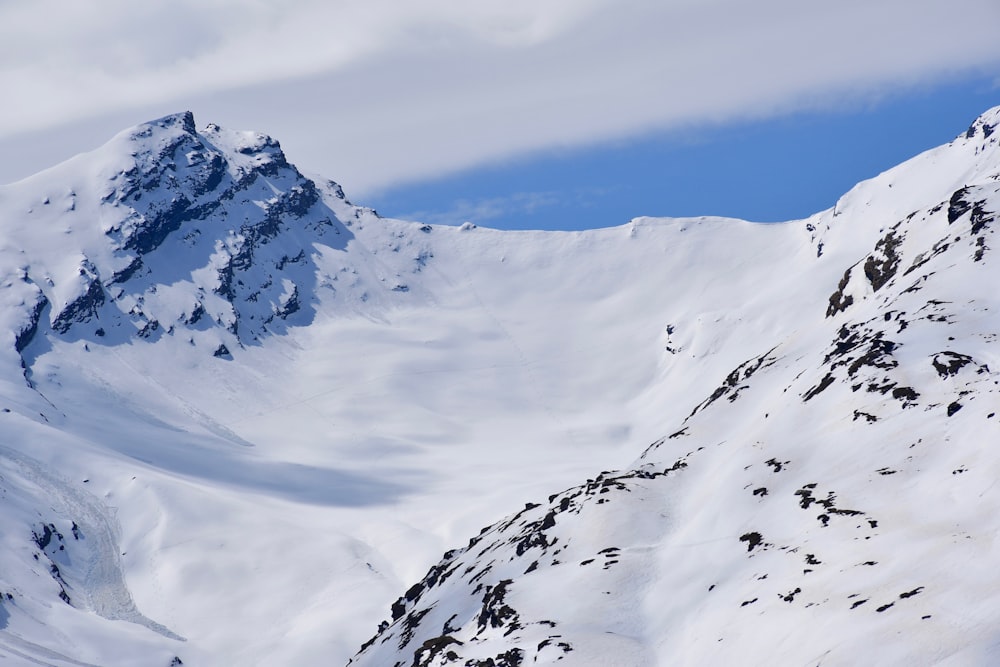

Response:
(396, 191), (565, 227)
(2, 0), (999, 191)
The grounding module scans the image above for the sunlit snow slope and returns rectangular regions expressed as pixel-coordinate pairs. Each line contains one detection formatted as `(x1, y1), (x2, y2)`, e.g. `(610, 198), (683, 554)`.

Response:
(0, 107), (998, 666)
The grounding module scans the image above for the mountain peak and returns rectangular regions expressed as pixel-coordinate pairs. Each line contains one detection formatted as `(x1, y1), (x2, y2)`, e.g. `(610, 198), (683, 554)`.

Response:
(117, 110), (198, 150)
(151, 110), (197, 135)
(0, 115), (374, 377)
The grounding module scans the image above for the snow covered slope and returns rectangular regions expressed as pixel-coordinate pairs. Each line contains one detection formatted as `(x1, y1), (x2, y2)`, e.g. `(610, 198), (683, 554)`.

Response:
(0, 107), (997, 666)
(349, 107), (1000, 666)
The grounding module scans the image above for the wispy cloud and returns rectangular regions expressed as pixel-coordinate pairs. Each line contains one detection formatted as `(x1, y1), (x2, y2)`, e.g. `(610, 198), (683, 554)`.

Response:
(2, 1), (999, 191)
(397, 191), (565, 227)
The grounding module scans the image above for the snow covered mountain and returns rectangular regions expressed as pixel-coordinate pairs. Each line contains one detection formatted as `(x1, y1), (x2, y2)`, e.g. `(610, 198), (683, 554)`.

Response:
(347, 108), (1000, 666)
(0, 106), (997, 666)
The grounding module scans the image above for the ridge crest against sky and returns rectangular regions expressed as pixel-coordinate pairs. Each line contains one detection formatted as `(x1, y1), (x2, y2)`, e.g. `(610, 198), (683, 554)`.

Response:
(2, 0), (999, 228)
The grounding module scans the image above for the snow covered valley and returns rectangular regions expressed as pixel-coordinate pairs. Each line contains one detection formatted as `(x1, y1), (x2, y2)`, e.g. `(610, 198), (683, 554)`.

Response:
(0, 107), (999, 665)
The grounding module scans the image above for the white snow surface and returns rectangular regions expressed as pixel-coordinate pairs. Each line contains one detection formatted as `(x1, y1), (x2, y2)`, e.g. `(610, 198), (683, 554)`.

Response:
(0, 107), (997, 666)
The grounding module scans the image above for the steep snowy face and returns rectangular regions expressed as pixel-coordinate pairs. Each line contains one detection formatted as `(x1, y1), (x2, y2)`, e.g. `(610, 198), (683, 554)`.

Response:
(0, 111), (367, 370)
(349, 108), (1000, 667)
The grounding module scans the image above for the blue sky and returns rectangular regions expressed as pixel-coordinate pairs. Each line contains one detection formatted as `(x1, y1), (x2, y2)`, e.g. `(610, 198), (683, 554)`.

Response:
(367, 75), (1000, 230)
(1, 1), (999, 233)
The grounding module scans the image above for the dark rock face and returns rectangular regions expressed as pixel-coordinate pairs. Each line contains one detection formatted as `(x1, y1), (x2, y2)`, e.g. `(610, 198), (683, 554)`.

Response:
(52, 276), (105, 334)
(948, 188), (974, 224)
(948, 187), (996, 235)
(863, 230), (902, 292)
(15, 290), (48, 353)
(932, 352), (975, 378)
(688, 348), (778, 418)
(827, 267), (856, 317)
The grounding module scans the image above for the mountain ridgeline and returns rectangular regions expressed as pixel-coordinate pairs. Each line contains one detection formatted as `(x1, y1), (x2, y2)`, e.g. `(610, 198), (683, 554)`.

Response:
(0, 107), (997, 666)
